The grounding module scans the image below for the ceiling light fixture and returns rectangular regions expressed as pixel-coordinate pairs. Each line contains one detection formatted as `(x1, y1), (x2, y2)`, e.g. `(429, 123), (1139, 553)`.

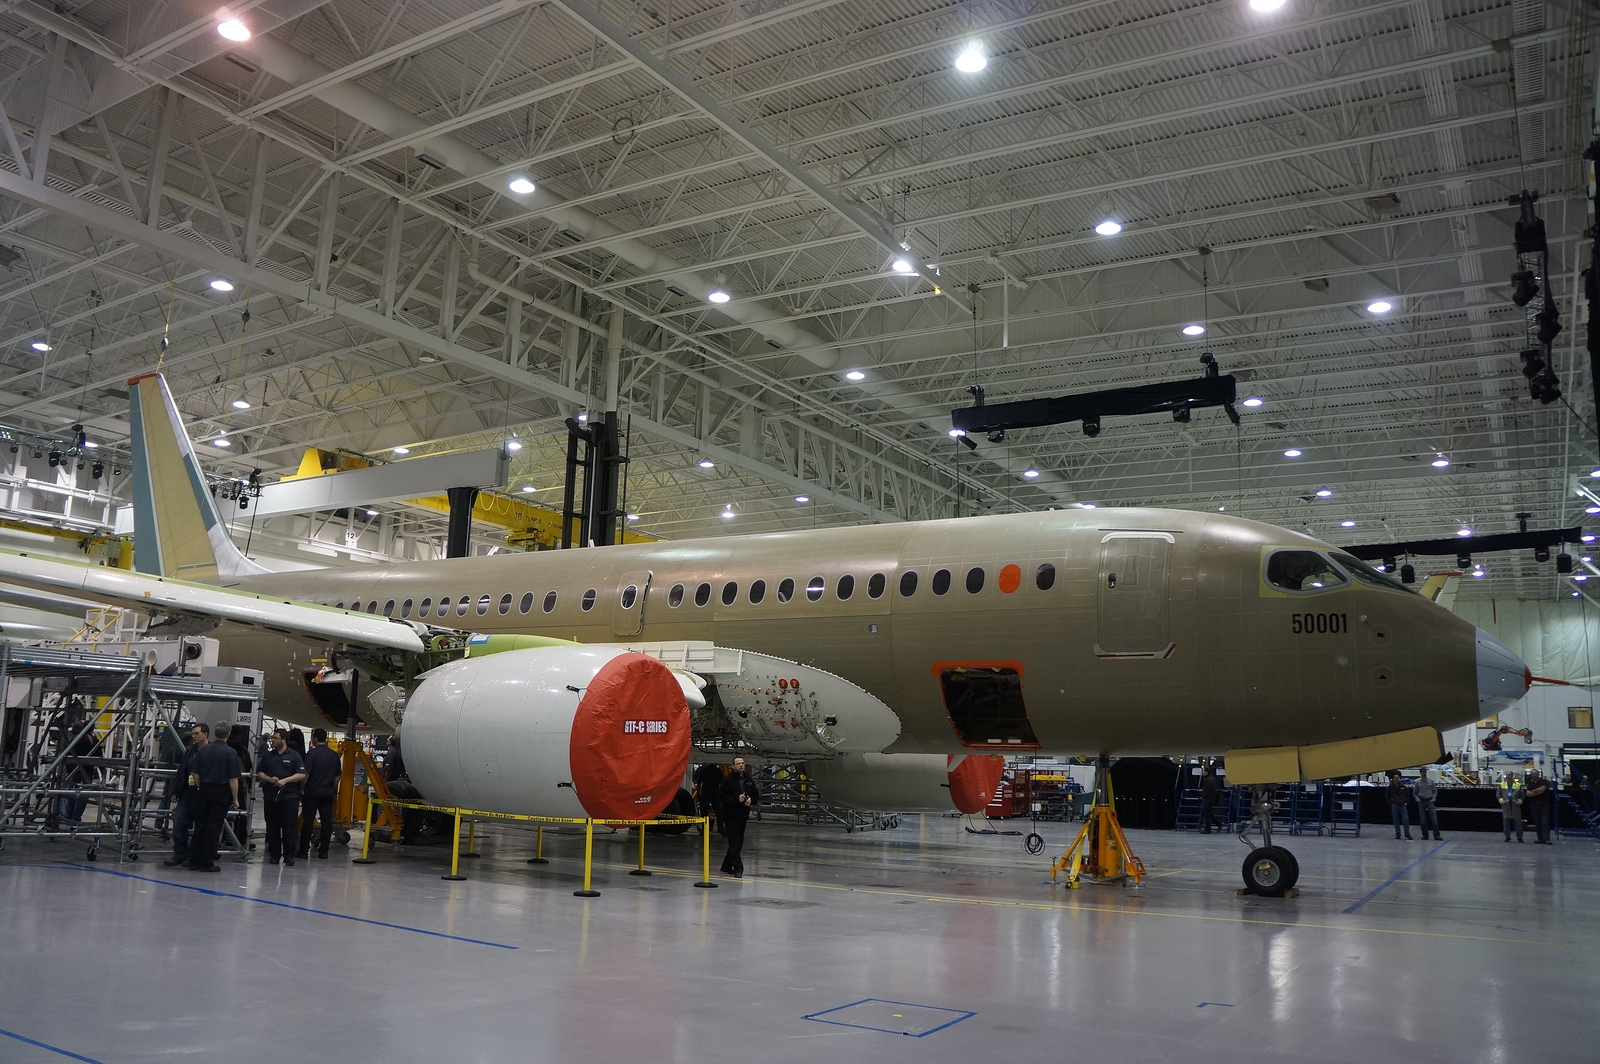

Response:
(698, 458), (715, 469)
(1241, 397), (1263, 408)
(954, 42), (987, 73)
(217, 18), (250, 42)
(213, 436), (230, 447)
(508, 176), (536, 195)
(1022, 468), (1041, 478)
(627, 513), (640, 521)
(1590, 468), (1600, 478)
(1248, 0), (1287, 10)
(1576, 574), (1590, 583)
(1315, 488), (1333, 498)
(721, 508), (736, 520)
(210, 279), (235, 293)
(891, 257), (916, 274)
(231, 398), (250, 410)
(1432, 455), (1450, 467)
(521, 485), (535, 493)
(393, 446), (409, 455)
(1283, 448), (1302, 458)
(795, 495), (810, 503)
(1094, 219), (1122, 236)
(1080, 502), (1097, 509)
(1367, 300), (1393, 314)
(505, 439), (522, 451)
(1585, 534), (1597, 543)
(1341, 520), (1356, 527)
(1182, 323), (1206, 336)
(845, 370), (866, 381)
(1457, 527), (1473, 537)
(30, 341), (49, 352)
(364, 509), (378, 517)
(948, 427), (967, 438)
(707, 275), (732, 304)
(1588, 506), (1600, 515)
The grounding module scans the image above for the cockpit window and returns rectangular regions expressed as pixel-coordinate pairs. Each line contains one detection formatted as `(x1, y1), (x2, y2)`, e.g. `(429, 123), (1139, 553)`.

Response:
(1329, 552), (1416, 594)
(1266, 550), (1349, 593)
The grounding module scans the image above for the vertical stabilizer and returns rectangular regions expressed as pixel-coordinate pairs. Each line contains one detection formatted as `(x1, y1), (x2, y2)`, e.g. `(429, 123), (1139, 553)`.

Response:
(128, 373), (268, 582)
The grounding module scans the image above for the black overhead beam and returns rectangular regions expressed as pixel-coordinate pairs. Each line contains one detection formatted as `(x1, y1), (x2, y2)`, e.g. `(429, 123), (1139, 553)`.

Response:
(950, 355), (1238, 440)
(1342, 527), (1581, 561)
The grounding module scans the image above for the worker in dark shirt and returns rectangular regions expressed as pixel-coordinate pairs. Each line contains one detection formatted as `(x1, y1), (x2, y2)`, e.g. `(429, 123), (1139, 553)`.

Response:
(718, 757), (760, 878)
(257, 729), (307, 865)
(187, 723), (240, 873)
(1523, 769), (1554, 845)
(693, 761), (724, 835)
(1385, 770), (1413, 840)
(163, 726), (202, 867)
(1199, 764), (1223, 834)
(297, 728), (341, 860)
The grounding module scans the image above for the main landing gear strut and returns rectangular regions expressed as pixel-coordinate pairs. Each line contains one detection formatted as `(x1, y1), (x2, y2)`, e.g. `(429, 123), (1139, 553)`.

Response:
(1238, 784), (1300, 897)
(1050, 756), (1146, 888)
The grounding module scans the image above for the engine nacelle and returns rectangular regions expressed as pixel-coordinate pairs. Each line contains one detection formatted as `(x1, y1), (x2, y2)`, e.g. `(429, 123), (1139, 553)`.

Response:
(402, 646), (690, 820)
(802, 753), (1005, 814)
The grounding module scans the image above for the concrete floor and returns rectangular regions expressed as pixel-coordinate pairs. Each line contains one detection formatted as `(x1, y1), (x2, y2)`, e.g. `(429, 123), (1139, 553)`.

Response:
(1, 816), (1595, 1063)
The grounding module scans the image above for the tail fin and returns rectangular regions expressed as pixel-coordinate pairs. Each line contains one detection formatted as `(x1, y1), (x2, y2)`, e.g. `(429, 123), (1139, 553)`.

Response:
(127, 372), (268, 582)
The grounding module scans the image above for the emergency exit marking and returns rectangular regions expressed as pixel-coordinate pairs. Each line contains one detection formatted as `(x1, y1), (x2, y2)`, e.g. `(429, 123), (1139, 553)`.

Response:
(623, 720), (668, 734)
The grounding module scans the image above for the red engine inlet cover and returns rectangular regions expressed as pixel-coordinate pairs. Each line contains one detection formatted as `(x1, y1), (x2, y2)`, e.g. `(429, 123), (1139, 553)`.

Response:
(947, 753), (1005, 814)
(569, 653), (691, 820)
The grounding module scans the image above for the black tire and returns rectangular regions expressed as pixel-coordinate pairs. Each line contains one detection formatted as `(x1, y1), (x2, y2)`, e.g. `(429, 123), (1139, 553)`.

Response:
(335, 830), (351, 846)
(1242, 845), (1298, 896)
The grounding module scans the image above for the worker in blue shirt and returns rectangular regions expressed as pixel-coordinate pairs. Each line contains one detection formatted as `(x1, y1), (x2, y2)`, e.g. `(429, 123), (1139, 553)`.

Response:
(257, 729), (307, 865)
(187, 723), (240, 873)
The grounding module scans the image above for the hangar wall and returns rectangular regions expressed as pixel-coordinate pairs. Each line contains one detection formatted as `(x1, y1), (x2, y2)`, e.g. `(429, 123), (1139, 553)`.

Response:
(1454, 596), (1600, 685)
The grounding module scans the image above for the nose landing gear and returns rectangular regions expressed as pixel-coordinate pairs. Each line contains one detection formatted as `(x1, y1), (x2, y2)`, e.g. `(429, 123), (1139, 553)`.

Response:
(1239, 784), (1300, 897)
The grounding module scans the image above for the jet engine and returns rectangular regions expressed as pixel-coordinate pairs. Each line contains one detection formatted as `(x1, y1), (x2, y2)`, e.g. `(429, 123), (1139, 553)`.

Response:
(803, 753), (1005, 814)
(401, 645), (691, 820)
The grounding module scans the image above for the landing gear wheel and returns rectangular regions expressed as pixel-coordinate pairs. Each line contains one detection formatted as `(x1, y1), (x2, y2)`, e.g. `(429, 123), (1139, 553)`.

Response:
(1242, 846), (1298, 896)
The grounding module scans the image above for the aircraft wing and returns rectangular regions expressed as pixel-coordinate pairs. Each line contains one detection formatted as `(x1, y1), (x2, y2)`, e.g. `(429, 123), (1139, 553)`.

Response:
(0, 548), (425, 654)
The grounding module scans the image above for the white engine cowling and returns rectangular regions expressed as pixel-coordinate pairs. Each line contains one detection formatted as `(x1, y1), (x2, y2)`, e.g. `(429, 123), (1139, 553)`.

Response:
(802, 753), (1006, 814)
(402, 645), (690, 820)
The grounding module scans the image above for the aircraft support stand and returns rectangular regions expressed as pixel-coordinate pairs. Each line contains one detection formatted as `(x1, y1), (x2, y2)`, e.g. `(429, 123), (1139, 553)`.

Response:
(527, 825), (548, 863)
(629, 823), (652, 876)
(1049, 756), (1145, 888)
(574, 819), (601, 897)
(442, 809), (467, 881)
(1238, 783), (1299, 896)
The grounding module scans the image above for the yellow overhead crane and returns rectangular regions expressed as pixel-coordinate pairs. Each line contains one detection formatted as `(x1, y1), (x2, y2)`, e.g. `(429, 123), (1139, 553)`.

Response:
(0, 517), (133, 569)
(282, 448), (654, 551)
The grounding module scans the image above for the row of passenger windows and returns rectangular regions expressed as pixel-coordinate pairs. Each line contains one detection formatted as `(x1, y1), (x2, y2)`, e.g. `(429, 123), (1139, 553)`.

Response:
(327, 563), (1057, 619)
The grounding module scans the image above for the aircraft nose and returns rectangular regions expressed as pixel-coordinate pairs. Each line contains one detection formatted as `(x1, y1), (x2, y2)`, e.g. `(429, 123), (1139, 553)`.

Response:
(1476, 628), (1530, 717)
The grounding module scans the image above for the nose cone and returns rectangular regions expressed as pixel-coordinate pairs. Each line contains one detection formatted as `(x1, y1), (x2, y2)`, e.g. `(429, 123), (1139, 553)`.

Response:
(1476, 628), (1530, 717)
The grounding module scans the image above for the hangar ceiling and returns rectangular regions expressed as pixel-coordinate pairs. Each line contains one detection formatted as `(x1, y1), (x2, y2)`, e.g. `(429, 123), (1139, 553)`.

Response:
(0, 0), (1593, 597)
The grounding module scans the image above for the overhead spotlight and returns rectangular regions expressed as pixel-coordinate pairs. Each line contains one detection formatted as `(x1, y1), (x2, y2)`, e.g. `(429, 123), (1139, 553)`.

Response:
(1400, 563), (1416, 584)
(1472, 568), (1486, 578)
(508, 176), (536, 195)
(505, 438), (522, 451)
(698, 458), (716, 469)
(520, 485), (535, 493)
(1341, 520), (1356, 527)
(1520, 347), (1561, 404)
(1283, 448), (1302, 458)
(1432, 454), (1450, 467)
(1366, 300), (1393, 315)
(73, 425), (87, 449)
(1456, 527), (1472, 537)
(1586, 535), (1598, 544)
(1022, 468), (1041, 479)
(1559, 553), (1576, 572)
(1588, 506), (1600, 515)
(90, 462), (102, 480)
(954, 42), (987, 73)
(393, 446), (409, 455)
(891, 257), (916, 274)
(30, 341), (49, 352)
(1082, 415), (1101, 438)
(1315, 488), (1332, 497)
(231, 398), (250, 409)
(1457, 553), (1472, 569)
(706, 283), (731, 304)
(1241, 397), (1263, 408)
(721, 508), (736, 520)
(1248, 0), (1287, 10)
(626, 513), (640, 521)
(1536, 306), (1562, 345)
(217, 18), (250, 42)
(1382, 556), (1397, 572)
(1510, 269), (1540, 307)
(1534, 545), (1551, 562)
(214, 436), (230, 447)
(948, 427), (967, 438)
(210, 279), (235, 293)
(1182, 323), (1206, 337)
(845, 370), (867, 381)
(1094, 219), (1122, 236)
(48, 449), (60, 467)
(795, 495), (810, 503)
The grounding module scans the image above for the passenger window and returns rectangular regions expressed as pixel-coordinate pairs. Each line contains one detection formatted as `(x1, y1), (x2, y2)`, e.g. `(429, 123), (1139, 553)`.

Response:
(335, 602), (345, 610)
(349, 601), (361, 612)
(749, 579), (766, 605)
(456, 597), (470, 617)
(695, 582), (712, 607)
(1266, 550), (1349, 592)
(899, 570), (918, 597)
(400, 599), (413, 618)
(1036, 563), (1056, 591)
(931, 568), (952, 595)
(806, 576), (825, 601)
(476, 594), (491, 615)
(868, 573), (886, 599)
(721, 581), (738, 606)
(383, 600), (396, 617)
(776, 578), (794, 603)
(367, 602), (379, 614)
(499, 593), (513, 615)
(621, 585), (639, 609)
(581, 588), (597, 611)
(837, 574), (855, 600)
(966, 567), (985, 594)
(542, 591), (558, 613)
(437, 598), (451, 618)
(668, 583), (685, 608)
(519, 592), (534, 614)
(418, 597), (431, 616)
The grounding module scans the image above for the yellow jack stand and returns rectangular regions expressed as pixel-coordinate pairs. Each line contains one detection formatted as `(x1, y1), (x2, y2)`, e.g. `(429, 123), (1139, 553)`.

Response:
(1049, 757), (1146, 888)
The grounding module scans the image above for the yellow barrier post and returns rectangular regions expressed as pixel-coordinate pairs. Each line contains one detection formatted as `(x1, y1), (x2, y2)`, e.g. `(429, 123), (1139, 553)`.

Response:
(463, 818), (480, 859)
(693, 816), (717, 888)
(574, 818), (600, 897)
(628, 822), (652, 876)
(526, 824), (548, 864)
(442, 808), (467, 881)
(351, 791), (377, 864)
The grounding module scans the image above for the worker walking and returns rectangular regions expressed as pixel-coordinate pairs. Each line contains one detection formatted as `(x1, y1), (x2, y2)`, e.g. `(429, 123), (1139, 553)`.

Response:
(297, 729), (341, 860)
(1413, 767), (1442, 841)
(1199, 764), (1223, 834)
(1385, 770), (1413, 840)
(187, 723), (240, 873)
(257, 729), (306, 865)
(718, 757), (760, 878)
(1501, 775), (1524, 843)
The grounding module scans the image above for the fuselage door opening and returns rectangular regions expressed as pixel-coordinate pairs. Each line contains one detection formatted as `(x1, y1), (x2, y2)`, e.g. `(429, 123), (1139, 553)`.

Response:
(1097, 532), (1175, 658)
(936, 661), (1040, 749)
(612, 570), (654, 636)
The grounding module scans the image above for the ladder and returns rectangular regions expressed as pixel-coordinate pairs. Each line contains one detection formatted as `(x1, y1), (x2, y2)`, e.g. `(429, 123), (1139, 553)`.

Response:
(1173, 788), (1203, 831)
(1556, 793), (1600, 839)
(1326, 784), (1362, 836)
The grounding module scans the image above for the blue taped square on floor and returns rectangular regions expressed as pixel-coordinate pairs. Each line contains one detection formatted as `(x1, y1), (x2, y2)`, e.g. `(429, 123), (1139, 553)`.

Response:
(801, 998), (976, 1037)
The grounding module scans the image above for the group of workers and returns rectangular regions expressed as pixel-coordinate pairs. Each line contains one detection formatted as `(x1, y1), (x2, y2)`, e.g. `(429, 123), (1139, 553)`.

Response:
(163, 724), (340, 871)
(692, 757), (761, 878)
(1496, 768), (1558, 844)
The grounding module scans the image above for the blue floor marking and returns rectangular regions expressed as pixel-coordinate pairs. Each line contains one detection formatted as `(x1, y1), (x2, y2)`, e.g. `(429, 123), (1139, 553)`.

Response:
(1342, 833), (1460, 914)
(0, 1026), (108, 1063)
(60, 862), (517, 949)
(802, 998), (977, 1037)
